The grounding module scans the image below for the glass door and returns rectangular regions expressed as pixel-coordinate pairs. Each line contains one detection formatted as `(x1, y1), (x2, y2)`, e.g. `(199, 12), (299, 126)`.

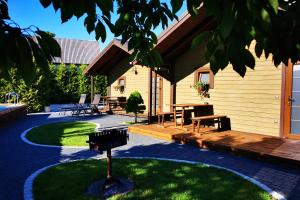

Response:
(284, 63), (300, 139)
(290, 65), (300, 135)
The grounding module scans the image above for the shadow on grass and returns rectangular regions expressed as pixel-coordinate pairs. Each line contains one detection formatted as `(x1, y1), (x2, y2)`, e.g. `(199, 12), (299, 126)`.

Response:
(33, 158), (272, 200)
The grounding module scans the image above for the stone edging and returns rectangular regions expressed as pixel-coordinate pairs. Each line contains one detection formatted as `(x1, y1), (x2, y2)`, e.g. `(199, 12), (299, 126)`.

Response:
(23, 156), (286, 200)
(20, 121), (100, 148)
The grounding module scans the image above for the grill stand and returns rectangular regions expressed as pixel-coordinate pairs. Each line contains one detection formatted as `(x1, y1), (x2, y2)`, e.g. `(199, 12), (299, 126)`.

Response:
(102, 149), (122, 191)
(86, 127), (133, 198)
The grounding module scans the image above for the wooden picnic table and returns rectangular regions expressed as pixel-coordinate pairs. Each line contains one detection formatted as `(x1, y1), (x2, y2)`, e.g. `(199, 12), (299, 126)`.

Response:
(170, 103), (211, 128)
(104, 96), (127, 111)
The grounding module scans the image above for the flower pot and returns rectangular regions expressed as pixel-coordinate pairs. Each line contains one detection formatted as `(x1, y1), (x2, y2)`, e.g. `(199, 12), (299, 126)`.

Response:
(197, 86), (203, 93)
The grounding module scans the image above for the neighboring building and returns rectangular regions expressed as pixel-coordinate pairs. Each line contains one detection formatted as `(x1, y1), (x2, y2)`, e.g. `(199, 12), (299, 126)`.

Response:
(53, 38), (100, 65)
(85, 10), (299, 140)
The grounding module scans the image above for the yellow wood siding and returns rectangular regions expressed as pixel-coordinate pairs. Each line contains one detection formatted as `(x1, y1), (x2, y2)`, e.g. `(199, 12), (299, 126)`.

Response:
(109, 59), (149, 111)
(174, 43), (282, 137)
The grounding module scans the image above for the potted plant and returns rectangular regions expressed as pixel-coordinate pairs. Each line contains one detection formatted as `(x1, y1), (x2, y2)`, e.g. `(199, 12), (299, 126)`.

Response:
(114, 84), (125, 93)
(194, 81), (210, 98)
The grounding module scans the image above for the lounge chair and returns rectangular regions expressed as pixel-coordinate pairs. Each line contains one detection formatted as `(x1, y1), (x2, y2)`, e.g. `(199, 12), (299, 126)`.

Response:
(59, 94), (87, 115)
(76, 94), (102, 115)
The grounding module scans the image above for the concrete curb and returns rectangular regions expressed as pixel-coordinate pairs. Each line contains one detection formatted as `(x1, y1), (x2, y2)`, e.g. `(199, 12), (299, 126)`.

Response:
(20, 121), (100, 148)
(24, 157), (286, 200)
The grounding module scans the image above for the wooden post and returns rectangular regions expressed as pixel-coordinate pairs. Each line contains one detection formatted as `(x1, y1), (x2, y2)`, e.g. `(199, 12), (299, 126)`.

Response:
(91, 75), (94, 103)
(106, 149), (112, 180)
(148, 68), (153, 123)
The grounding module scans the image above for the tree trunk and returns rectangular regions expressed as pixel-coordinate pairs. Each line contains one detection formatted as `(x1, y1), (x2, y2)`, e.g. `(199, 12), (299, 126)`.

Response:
(135, 112), (137, 123)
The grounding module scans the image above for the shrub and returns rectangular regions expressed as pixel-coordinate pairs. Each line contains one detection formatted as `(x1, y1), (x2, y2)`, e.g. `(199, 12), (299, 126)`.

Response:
(126, 91), (146, 123)
(0, 64), (108, 113)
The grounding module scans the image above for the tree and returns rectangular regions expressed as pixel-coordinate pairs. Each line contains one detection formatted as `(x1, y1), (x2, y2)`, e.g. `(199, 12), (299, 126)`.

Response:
(1, 0), (300, 82)
(126, 91), (146, 123)
(0, 0), (61, 84)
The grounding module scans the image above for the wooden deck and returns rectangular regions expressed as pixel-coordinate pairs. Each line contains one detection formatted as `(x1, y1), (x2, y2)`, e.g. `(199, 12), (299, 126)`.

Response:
(129, 122), (300, 166)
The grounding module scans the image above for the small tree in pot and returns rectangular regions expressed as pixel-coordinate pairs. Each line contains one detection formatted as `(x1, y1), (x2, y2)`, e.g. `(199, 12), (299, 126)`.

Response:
(126, 91), (146, 123)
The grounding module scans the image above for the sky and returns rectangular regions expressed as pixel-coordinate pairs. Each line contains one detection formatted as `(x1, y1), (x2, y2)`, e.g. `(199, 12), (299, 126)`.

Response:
(8, 0), (186, 50)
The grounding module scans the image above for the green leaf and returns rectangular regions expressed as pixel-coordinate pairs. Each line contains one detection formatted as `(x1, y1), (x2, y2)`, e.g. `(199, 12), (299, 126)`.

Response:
(255, 42), (263, 58)
(39, 0), (52, 8)
(219, 2), (235, 38)
(84, 15), (96, 34)
(191, 31), (210, 49)
(15, 37), (35, 84)
(171, 0), (184, 14)
(268, 0), (278, 14)
(36, 31), (61, 57)
(233, 63), (246, 77)
(261, 9), (270, 24)
(244, 49), (255, 69)
(95, 20), (106, 42)
(187, 0), (198, 17)
(151, 50), (163, 66)
(0, 0), (9, 19)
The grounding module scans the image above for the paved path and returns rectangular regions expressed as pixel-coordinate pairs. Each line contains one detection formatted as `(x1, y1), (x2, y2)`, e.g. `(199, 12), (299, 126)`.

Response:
(1, 113), (300, 200)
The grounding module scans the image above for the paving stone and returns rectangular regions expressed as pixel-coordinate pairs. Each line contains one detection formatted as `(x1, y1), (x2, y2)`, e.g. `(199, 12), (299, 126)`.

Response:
(0, 112), (300, 199)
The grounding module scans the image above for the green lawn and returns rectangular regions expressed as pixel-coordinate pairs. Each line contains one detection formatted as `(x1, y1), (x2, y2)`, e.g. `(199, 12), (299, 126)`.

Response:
(33, 159), (272, 200)
(26, 121), (96, 146)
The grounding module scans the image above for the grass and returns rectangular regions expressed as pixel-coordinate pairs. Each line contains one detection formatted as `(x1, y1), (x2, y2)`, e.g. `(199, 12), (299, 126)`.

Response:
(26, 121), (96, 146)
(33, 159), (272, 200)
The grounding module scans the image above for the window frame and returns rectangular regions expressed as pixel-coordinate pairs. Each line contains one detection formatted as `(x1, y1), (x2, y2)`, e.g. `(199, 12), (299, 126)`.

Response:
(194, 67), (214, 89)
(118, 76), (126, 88)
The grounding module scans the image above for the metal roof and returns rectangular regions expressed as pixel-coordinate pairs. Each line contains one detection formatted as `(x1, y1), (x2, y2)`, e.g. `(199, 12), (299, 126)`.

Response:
(52, 38), (100, 65)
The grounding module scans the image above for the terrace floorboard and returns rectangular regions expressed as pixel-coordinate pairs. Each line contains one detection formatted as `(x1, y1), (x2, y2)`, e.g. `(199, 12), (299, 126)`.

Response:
(129, 122), (300, 166)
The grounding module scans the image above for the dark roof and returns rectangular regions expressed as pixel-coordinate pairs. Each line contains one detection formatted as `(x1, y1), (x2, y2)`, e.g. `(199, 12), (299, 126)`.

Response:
(52, 38), (100, 65)
(84, 39), (129, 75)
(154, 8), (215, 62)
(85, 6), (213, 75)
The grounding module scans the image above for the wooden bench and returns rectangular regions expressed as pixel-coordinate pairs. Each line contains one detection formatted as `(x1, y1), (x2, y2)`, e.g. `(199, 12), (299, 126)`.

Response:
(157, 112), (174, 127)
(191, 115), (226, 133)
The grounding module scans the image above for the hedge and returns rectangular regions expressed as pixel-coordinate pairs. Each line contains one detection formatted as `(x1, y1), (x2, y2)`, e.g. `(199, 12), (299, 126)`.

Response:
(0, 64), (107, 113)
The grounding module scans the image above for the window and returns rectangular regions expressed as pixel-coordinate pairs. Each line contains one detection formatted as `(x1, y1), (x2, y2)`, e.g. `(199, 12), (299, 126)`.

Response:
(116, 76), (126, 93)
(118, 77), (126, 87)
(194, 68), (214, 89)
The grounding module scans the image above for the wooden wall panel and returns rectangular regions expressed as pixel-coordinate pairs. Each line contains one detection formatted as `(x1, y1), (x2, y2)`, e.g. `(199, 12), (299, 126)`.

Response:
(109, 59), (149, 111)
(174, 42), (282, 137)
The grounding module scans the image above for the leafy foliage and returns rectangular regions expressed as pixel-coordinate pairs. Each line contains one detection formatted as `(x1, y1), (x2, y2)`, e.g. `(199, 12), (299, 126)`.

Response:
(39, 0), (300, 77)
(0, 0), (60, 83)
(193, 80), (209, 98)
(0, 64), (107, 112)
(192, 0), (300, 76)
(126, 91), (146, 123)
(1, 0), (300, 80)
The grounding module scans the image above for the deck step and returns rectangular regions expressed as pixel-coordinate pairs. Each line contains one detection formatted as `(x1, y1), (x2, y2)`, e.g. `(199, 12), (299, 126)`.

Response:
(129, 125), (185, 141)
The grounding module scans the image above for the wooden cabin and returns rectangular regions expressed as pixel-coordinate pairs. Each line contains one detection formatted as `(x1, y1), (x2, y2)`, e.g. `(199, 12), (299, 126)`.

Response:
(85, 11), (299, 140)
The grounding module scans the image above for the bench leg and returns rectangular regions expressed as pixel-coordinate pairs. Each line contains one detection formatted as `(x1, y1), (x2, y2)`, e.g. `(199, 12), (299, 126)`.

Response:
(158, 114), (161, 125)
(192, 119), (195, 132)
(174, 110), (177, 127)
(162, 114), (165, 127)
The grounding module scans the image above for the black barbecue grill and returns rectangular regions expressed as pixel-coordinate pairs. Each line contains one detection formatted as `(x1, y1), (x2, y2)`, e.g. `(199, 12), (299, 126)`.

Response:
(86, 126), (129, 192)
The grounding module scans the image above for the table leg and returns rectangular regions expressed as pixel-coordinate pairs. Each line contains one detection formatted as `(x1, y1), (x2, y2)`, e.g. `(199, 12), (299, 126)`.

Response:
(197, 119), (201, 133)
(181, 107), (185, 128)
(173, 108), (176, 127)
